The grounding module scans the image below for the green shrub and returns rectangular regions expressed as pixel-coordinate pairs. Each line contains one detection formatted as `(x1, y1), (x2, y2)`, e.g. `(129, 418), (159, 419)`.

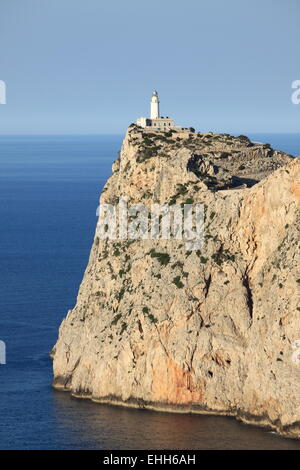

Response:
(148, 313), (158, 324)
(141, 147), (158, 161)
(120, 322), (128, 334)
(212, 249), (235, 265)
(173, 276), (184, 288)
(149, 249), (170, 266)
(143, 137), (154, 146)
(111, 313), (122, 325)
(185, 197), (194, 204)
(116, 287), (125, 301)
(171, 261), (184, 269)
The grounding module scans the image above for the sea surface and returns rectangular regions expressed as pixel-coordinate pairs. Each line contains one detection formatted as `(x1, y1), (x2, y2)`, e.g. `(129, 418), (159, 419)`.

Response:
(0, 133), (299, 450)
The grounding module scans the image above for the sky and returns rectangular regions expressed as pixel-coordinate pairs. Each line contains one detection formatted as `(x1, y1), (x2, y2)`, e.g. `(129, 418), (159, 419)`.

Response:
(0, 0), (299, 134)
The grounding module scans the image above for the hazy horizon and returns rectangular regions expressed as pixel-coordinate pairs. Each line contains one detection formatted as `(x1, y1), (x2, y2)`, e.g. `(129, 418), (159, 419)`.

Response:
(0, 132), (299, 136)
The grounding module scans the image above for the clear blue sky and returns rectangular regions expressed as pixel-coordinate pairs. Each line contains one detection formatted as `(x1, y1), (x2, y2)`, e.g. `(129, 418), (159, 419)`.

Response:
(0, 0), (299, 134)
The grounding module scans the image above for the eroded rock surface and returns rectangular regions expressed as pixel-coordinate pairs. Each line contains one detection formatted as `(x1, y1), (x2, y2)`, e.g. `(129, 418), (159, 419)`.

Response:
(52, 127), (300, 438)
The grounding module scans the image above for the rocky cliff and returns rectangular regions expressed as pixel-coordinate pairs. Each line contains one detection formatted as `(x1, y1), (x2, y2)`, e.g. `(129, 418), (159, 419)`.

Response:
(52, 126), (300, 438)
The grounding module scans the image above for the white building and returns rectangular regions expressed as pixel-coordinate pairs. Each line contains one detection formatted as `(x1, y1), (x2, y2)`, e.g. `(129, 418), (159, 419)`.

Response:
(136, 91), (175, 130)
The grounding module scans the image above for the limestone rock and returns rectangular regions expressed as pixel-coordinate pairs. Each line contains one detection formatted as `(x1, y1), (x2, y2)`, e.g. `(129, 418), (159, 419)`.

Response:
(52, 127), (300, 438)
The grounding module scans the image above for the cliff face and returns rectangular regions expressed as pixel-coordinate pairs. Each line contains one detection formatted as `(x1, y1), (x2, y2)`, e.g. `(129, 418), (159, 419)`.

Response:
(52, 127), (300, 438)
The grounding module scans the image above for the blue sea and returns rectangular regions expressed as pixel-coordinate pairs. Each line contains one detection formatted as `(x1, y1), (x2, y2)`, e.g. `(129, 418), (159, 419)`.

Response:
(0, 133), (299, 450)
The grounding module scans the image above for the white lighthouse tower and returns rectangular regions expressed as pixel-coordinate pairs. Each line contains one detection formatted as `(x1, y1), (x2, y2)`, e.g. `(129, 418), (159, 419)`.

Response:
(136, 90), (176, 130)
(150, 90), (160, 119)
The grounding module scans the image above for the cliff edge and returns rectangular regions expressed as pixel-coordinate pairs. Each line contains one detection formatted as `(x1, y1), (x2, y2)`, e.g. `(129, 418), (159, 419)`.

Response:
(52, 127), (300, 438)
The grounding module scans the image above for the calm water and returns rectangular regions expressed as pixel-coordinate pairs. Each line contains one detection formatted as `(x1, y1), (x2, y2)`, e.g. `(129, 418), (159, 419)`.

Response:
(0, 133), (299, 450)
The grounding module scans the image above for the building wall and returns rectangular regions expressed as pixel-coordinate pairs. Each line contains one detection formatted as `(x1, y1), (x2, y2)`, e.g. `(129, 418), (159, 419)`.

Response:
(136, 117), (177, 130)
(136, 117), (147, 127)
(150, 118), (174, 129)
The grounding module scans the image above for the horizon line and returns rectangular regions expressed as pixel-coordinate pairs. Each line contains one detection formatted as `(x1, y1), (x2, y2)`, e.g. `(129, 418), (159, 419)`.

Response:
(0, 132), (299, 137)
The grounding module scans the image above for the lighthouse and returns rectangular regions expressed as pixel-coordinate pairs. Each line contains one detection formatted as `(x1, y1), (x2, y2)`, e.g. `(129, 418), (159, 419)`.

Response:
(150, 90), (160, 119)
(136, 91), (176, 130)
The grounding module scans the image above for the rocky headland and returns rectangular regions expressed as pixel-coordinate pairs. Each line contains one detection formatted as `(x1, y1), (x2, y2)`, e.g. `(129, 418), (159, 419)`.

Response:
(52, 126), (300, 438)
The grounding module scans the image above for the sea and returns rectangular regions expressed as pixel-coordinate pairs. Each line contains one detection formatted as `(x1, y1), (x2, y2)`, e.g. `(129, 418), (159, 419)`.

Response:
(0, 133), (299, 450)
